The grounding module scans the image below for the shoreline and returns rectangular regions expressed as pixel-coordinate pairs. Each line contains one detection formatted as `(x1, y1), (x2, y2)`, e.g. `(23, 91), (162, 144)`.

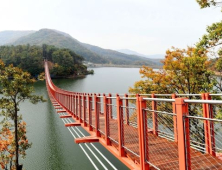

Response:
(86, 64), (162, 69)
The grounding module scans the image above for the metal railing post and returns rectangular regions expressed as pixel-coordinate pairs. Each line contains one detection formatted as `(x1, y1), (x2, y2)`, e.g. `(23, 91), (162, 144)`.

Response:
(117, 94), (125, 157)
(76, 94), (79, 120)
(205, 93), (216, 156)
(176, 98), (191, 170)
(88, 94), (93, 131)
(68, 94), (70, 111)
(94, 94), (101, 137)
(172, 94), (178, 142)
(65, 94), (68, 109)
(125, 93), (129, 125)
(79, 94), (83, 123)
(108, 93), (112, 119)
(74, 94), (77, 118)
(70, 94), (72, 113)
(152, 94), (158, 136)
(202, 93), (210, 154)
(72, 94), (74, 115)
(83, 94), (87, 126)
(104, 95), (110, 145)
(138, 96), (149, 170)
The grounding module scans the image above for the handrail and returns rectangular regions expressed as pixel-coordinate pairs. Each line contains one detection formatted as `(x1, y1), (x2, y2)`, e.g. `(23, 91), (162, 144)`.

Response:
(44, 60), (222, 170)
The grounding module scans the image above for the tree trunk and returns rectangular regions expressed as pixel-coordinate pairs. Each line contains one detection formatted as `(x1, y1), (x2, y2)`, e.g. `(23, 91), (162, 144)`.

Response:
(14, 102), (19, 170)
(18, 165), (23, 170)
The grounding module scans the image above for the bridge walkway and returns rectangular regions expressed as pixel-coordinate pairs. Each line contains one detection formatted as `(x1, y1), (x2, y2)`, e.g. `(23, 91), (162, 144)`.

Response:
(45, 60), (222, 170)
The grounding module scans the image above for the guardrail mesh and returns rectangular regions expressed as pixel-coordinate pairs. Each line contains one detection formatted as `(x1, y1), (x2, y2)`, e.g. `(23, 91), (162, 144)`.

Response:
(122, 104), (140, 162)
(185, 116), (222, 169)
(98, 101), (106, 135)
(108, 103), (119, 148)
(144, 109), (179, 169)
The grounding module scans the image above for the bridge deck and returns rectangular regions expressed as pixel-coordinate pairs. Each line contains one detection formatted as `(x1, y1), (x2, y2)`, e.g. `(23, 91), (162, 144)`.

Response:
(45, 60), (222, 170)
(92, 113), (222, 170)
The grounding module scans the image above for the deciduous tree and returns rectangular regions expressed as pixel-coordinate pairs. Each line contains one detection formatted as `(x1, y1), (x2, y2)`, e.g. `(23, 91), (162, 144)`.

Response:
(0, 60), (45, 170)
(129, 47), (215, 96)
(196, 0), (221, 8)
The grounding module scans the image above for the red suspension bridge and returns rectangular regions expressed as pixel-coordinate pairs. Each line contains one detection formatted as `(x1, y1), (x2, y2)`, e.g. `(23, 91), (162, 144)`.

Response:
(45, 60), (222, 170)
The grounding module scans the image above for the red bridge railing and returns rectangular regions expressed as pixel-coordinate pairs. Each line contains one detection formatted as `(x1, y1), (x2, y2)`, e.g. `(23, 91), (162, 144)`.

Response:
(45, 61), (222, 170)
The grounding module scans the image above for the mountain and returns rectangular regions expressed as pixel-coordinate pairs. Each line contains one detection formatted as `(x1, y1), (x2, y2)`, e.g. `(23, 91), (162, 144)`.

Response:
(82, 43), (161, 66)
(0, 30), (35, 46)
(11, 29), (107, 64)
(117, 49), (146, 56)
(117, 49), (165, 59)
(0, 29), (162, 66)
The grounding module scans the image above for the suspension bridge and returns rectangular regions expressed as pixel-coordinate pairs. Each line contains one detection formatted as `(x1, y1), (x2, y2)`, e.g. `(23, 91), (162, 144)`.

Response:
(45, 60), (222, 170)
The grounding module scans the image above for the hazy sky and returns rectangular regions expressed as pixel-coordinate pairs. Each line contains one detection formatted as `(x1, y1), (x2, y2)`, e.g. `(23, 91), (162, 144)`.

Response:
(0, 0), (221, 55)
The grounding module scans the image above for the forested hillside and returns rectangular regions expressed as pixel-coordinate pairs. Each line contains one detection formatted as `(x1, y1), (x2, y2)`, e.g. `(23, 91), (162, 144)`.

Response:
(81, 43), (161, 66)
(0, 45), (91, 78)
(0, 29), (162, 67)
(11, 29), (108, 64)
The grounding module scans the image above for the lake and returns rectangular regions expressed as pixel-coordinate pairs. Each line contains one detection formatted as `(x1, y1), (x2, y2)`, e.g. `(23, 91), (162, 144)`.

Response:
(20, 67), (141, 170)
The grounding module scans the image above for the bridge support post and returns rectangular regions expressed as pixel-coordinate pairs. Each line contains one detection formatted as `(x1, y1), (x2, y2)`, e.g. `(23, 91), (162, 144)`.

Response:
(88, 94), (93, 131)
(70, 94), (72, 113)
(152, 94), (158, 136)
(68, 94), (70, 112)
(124, 94), (129, 125)
(83, 95), (87, 127)
(202, 93), (210, 154)
(65, 94), (67, 110)
(61, 94), (63, 107)
(75, 93), (79, 120)
(138, 96), (149, 170)
(72, 94), (75, 117)
(203, 93), (216, 156)
(172, 94), (178, 142)
(70, 94), (72, 114)
(108, 93), (112, 119)
(71, 94), (75, 118)
(94, 94), (101, 137)
(104, 95), (111, 145)
(76, 94), (79, 120)
(176, 98), (191, 170)
(117, 94), (125, 157)
(79, 94), (83, 123)
(60, 94), (62, 106)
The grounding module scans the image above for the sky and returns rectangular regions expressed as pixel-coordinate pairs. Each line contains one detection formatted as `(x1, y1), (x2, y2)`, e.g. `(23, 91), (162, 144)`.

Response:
(0, 0), (221, 55)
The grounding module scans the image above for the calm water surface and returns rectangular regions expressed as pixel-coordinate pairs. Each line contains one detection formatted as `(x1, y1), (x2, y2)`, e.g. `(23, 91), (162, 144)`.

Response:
(20, 67), (141, 170)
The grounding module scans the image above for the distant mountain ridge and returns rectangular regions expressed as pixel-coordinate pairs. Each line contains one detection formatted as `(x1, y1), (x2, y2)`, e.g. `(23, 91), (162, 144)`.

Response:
(117, 49), (165, 59)
(10, 29), (107, 64)
(0, 30), (35, 46)
(81, 43), (161, 66)
(0, 29), (162, 67)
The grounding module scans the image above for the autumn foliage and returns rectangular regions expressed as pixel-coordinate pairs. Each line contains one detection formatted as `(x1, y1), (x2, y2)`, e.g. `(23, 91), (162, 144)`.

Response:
(0, 121), (31, 170)
(129, 47), (215, 95)
(0, 59), (45, 170)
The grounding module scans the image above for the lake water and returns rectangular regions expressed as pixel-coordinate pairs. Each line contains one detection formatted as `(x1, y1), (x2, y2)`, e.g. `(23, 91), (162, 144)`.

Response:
(20, 67), (141, 170)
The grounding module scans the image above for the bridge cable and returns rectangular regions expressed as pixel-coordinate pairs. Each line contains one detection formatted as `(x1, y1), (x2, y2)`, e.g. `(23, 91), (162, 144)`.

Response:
(74, 126), (118, 170)
(58, 112), (99, 170)
(65, 117), (118, 170)
(62, 115), (109, 170)
(59, 113), (109, 170)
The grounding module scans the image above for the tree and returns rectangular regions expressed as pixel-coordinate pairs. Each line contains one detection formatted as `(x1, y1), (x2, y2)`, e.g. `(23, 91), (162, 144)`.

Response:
(195, 0), (222, 93)
(0, 44), (88, 78)
(129, 47), (215, 96)
(196, 21), (222, 56)
(129, 47), (218, 147)
(0, 60), (45, 170)
(196, 0), (222, 8)
(0, 121), (30, 170)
